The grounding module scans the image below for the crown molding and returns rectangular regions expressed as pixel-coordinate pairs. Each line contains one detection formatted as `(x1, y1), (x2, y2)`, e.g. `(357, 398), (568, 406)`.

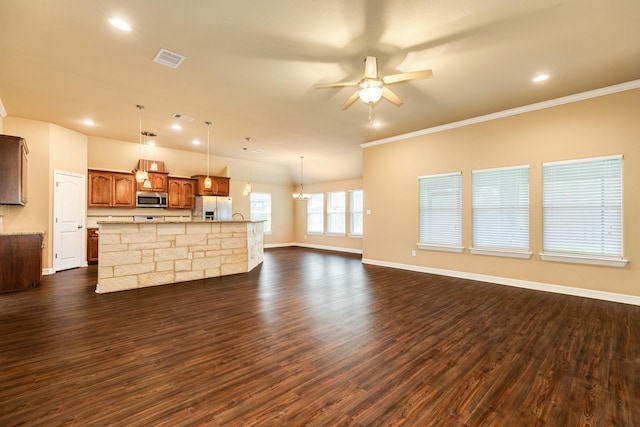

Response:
(362, 79), (640, 149)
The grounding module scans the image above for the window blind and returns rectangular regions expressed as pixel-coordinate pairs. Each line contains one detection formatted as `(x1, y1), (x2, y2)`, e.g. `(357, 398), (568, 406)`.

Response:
(418, 172), (462, 247)
(542, 155), (622, 258)
(472, 165), (529, 252)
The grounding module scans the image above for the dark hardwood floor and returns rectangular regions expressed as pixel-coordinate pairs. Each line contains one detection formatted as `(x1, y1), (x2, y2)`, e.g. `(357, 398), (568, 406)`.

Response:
(1, 247), (639, 426)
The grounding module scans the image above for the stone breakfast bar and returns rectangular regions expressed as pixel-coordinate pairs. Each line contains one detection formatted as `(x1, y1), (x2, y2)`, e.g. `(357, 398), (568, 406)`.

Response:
(95, 220), (264, 293)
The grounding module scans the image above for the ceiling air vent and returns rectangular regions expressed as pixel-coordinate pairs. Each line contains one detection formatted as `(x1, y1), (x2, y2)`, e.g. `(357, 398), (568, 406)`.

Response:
(153, 48), (185, 69)
(172, 113), (195, 122)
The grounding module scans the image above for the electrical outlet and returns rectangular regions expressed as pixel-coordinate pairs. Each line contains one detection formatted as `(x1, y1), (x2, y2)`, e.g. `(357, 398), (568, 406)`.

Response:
(412, 250), (416, 257)
(188, 253), (193, 259)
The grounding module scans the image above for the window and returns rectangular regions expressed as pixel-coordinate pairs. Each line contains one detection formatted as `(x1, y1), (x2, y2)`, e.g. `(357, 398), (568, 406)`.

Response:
(418, 172), (462, 252)
(542, 154), (626, 267)
(307, 193), (324, 233)
(471, 165), (530, 258)
(250, 192), (271, 234)
(350, 189), (363, 236)
(327, 191), (346, 234)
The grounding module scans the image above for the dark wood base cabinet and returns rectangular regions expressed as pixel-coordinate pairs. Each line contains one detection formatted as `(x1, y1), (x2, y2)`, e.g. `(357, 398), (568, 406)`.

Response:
(0, 233), (43, 292)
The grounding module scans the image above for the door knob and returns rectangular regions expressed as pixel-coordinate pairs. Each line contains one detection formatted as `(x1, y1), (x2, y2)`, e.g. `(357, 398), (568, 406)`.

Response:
(77, 225), (83, 229)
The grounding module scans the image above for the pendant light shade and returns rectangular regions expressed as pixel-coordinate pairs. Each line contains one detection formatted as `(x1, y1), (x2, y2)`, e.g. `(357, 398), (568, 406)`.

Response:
(292, 156), (311, 200)
(204, 121), (212, 189)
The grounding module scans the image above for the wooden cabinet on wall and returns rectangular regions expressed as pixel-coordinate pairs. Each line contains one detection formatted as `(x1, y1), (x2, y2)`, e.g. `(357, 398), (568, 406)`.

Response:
(167, 177), (196, 209)
(136, 172), (168, 192)
(88, 170), (135, 208)
(87, 228), (99, 264)
(0, 233), (43, 292)
(192, 175), (230, 196)
(0, 134), (28, 205)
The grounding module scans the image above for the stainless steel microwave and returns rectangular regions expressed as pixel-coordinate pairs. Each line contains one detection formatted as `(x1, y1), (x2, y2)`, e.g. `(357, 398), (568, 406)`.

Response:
(136, 191), (168, 208)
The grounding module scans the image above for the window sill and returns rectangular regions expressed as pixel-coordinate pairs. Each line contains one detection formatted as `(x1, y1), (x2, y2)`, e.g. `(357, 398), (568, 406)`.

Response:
(417, 243), (464, 253)
(470, 248), (532, 259)
(348, 233), (363, 239)
(540, 252), (629, 268)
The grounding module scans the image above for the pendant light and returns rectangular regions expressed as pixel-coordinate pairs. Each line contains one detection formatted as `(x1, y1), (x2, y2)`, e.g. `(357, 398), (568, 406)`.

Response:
(292, 156), (311, 200)
(134, 105), (147, 183)
(140, 131), (155, 189)
(204, 121), (212, 189)
(242, 137), (252, 196)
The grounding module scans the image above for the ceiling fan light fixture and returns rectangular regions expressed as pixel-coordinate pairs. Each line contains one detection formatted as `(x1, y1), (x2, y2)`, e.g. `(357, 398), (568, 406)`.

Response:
(358, 79), (384, 103)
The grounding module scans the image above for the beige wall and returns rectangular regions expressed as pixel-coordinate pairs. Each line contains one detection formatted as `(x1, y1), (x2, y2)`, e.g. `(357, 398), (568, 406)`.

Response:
(293, 178), (363, 252)
(2, 117), (89, 269)
(362, 88), (640, 297)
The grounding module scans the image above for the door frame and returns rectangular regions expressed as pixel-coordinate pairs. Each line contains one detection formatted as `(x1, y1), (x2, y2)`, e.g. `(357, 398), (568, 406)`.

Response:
(53, 170), (86, 272)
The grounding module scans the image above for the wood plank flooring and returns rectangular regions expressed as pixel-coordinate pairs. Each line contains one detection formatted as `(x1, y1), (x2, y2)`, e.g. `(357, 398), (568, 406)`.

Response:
(1, 247), (639, 426)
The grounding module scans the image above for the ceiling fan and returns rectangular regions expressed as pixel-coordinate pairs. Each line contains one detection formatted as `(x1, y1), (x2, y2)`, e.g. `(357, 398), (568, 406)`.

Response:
(315, 56), (433, 110)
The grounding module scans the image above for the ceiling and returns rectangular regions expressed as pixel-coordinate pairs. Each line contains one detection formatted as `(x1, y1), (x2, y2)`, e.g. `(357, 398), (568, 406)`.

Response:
(1, 0), (639, 183)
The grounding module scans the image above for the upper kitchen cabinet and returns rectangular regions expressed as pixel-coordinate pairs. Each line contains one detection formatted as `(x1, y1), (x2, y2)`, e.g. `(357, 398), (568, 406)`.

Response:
(167, 177), (196, 209)
(0, 134), (28, 205)
(192, 175), (230, 196)
(136, 172), (168, 192)
(88, 170), (135, 208)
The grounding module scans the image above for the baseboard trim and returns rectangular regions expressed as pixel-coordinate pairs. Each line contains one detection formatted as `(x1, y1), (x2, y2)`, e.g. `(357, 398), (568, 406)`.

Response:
(362, 258), (640, 306)
(42, 268), (56, 276)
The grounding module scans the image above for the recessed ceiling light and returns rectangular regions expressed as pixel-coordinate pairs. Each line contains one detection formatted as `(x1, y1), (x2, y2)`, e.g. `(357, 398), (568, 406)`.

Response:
(192, 140), (201, 145)
(109, 17), (131, 32)
(146, 141), (156, 146)
(532, 74), (550, 83)
(82, 119), (95, 126)
(371, 121), (382, 127)
(171, 124), (182, 130)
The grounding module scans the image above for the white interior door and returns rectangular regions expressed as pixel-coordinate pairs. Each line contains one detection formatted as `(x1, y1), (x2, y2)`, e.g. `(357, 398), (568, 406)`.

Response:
(54, 170), (85, 271)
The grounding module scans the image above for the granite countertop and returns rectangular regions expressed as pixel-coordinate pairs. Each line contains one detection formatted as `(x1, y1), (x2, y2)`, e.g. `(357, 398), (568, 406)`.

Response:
(97, 220), (261, 224)
(0, 231), (45, 236)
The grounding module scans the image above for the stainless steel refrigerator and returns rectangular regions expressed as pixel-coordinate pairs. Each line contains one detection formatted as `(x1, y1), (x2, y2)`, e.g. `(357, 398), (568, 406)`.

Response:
(194, 196), (232, 220)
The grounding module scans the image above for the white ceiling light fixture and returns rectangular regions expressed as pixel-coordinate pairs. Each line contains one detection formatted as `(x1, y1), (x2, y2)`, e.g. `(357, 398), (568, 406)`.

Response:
(242, 137), (252, 196)
(109, 17), (131, 32)
(292, 156), (311, 200)
(533, 74), (550, 82)
(204, 121), (212, 189)
(315, 56), (433, 111)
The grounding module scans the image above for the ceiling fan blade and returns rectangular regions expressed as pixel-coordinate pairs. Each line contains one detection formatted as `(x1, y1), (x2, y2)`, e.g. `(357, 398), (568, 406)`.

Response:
(364, 56), (378, 79)
(382, 87), (403, 106)
(314, 81), (359, 89)
(383, 69), (433, 84)
(341, 91), (361, 110)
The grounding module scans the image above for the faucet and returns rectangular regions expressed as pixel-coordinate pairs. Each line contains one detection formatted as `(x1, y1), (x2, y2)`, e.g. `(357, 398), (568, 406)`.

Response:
(232, 212), (245, 220)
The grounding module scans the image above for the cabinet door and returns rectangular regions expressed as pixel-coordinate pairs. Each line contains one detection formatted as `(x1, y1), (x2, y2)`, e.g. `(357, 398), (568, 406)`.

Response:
(181, 180), (195, 209)
(87, 228), (99, 263)
(112, 173), (135, 207)
(0, 234), (42, 292)
(214, 177), (230, 196)
(167, 179), (183, 209)
(88, 171), (112, 207)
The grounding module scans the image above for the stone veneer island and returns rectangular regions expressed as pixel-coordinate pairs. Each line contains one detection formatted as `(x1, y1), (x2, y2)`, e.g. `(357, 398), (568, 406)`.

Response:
(96, 220), (264, 293)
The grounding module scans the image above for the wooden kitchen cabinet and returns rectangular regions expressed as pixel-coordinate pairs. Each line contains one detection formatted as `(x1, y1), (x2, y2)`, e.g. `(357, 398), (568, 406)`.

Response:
(0, 233), (43, 292)
(88, 170), (135, 208)
(192, 175), (230, 196)
(136, 172), (168, 192)
(87, 228), (99, 264)
(167, 177), (196, 209)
